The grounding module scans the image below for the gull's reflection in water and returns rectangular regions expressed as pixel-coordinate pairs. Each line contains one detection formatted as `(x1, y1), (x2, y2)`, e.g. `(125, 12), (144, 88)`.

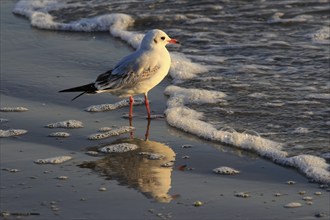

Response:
(80, 119), (176, 203)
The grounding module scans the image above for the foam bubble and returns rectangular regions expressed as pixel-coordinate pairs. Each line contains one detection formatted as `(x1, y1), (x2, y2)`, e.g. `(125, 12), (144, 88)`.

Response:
(170, 53), (208, 81)
(48, 132), (71, 137)
(164, 85), (226, 107)
(34, 156), (72, 164)
(213, 166), (240, 175)
(45, 120), (83, 128)
(306, 26), (330, 44)
(268, 12), (312, 24)
(293, 127), (310, 134)
(284, 202), (302, 208)
(99, 143), (138, 153)
(0, 107), (28, 112)
(88, 126), (134, 140)
(0, 129), (28, 138)
(85, 98), (144, 112)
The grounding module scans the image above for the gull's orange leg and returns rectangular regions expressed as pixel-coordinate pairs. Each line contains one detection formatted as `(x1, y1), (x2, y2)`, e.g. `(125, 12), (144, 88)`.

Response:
(129, 96), (134, 118)
(144, 94), (151, 119)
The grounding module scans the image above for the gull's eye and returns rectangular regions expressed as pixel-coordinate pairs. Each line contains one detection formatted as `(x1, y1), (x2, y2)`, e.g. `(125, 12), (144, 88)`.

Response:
(161, 36), (166, 40)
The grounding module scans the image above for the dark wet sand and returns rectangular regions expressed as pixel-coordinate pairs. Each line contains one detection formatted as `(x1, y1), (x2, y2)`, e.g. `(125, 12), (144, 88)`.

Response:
(1, 1), (329, 219)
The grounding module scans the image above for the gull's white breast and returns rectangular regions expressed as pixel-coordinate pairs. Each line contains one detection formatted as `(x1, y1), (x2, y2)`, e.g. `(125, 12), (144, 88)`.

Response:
(113, 47), (171, 97)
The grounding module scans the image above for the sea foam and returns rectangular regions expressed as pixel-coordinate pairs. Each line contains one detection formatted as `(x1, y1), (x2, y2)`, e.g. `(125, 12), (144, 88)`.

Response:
(85, 97), (144, 112)
(0, 107), (29, 112)
(34, 156), (72, 164)
(164, 79), (329, 183)
(306, 26), (330, 44)
(99, 143), (138, 153)
(45, 120), (83, 128)
(13, 0), (134, 33)
(164, 85), (227, 106)
(165, 105), (330, 183)
(267, 12), (312, 24)
(0, 129), (28, 138)
(88, 126), (135, 140)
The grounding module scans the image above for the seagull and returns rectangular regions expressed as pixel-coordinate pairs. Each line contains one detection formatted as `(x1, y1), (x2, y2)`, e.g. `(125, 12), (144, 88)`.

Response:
(59, 29), (179, 119)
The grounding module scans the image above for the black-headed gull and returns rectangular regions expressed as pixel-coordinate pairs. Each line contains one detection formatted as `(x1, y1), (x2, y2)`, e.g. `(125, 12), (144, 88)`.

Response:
(59, 29), (179, 119)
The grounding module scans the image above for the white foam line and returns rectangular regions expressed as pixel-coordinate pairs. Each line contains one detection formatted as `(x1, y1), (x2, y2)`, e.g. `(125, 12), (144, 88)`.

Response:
(13, 0), (135, 32)
(164, 95), (330, 184)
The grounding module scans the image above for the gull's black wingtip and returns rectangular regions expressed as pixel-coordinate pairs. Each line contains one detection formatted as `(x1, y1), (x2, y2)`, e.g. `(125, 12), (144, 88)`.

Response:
(59, 83), (96, 101)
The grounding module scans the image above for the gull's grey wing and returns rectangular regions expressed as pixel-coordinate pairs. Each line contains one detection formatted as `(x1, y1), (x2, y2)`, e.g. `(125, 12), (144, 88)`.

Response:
(94, 66), (160, 91)
(94, 51), (160, 91)
(94, 68), (137, 90)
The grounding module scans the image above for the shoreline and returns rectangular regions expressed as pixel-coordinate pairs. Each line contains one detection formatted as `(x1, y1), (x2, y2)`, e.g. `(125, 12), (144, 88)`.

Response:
(1, 1), (329, 219)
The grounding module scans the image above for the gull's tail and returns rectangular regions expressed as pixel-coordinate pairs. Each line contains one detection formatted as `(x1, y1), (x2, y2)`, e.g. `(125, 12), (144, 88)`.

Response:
(59, 83), (97, 101)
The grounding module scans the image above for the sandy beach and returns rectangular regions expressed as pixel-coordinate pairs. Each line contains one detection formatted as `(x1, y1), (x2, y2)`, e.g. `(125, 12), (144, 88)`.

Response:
(1, 1), (329, 219)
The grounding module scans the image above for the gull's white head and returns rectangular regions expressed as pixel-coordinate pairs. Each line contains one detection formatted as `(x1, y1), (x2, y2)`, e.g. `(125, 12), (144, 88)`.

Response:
(140, 29), (179, 50)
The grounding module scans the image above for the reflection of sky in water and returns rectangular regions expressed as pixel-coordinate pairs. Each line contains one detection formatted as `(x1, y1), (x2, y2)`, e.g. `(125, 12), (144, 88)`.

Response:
(80, 136), (176, 203)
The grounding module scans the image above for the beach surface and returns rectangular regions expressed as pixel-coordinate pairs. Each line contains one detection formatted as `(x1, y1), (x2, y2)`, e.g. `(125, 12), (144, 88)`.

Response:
(1, 1), (329, 219)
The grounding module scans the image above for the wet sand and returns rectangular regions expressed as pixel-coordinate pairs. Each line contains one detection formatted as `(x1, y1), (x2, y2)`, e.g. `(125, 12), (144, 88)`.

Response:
(1, 1), (329, 219)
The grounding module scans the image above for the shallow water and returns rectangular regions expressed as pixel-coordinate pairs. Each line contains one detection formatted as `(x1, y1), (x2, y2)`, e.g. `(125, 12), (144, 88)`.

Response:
(6, 0), (330, 181)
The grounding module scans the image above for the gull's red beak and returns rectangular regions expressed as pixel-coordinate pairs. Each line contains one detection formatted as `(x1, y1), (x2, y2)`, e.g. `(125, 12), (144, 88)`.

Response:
(167, 38), (180, 44)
